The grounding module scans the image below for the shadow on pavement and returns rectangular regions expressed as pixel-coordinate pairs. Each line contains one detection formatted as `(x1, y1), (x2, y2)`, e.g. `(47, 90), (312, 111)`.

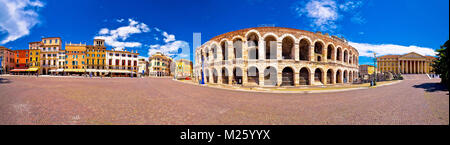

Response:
(413, 82), (448, 92)
(0, 78), (12, 84)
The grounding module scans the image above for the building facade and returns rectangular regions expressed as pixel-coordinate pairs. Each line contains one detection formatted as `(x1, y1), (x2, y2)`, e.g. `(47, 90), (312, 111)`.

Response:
(175, 59), (193, 79)
(148, 52), (173, 77)
(86, 39), (107, 76)
(377, 52), (435, 74)
(0, 46), (15, 74)
(137, 58), (148, 77)
(28, 42), (41, 74)
(65, 43), (87, 75)
(40, 37), (62, 75)
(359, 65), (375, 76)
(194, 27), (359, 87)
(105, 49), (139, 77)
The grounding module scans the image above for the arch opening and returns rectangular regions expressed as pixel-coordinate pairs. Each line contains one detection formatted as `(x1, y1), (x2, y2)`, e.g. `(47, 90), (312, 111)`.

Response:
(221, 41), (228, 60)
(327, 69), (333, 84)
(233, 67), (243, 85)
(282, 37), (294, 59)
(314, 42), (324, 62)
(327, 44), (334, 60)
(247, 66), (259, 85)
(314, 68), (323, 85)
(247, 33), (259, 60)
(222, 67), (229, 84)
(281, 67), (294, 86)
(299, 68), (310, 85)
(233, 38), (243, 59)
(264, 66), (277, 86)
(264, 36), (277, 59)
(299, 39), (310, 61)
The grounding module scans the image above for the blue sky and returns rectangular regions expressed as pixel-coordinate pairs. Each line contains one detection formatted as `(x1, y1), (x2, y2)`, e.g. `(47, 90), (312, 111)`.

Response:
(0, 0), (448, 65)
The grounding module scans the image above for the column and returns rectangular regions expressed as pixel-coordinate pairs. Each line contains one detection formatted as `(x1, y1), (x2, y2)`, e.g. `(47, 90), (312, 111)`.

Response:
(258, 71), (264, 87)
(294, 72), (300, 86)
(406, 60), (409, 74)
(277, 71), (283, 87)
(294, 42), (300, 61)
(242, 68), (248, 86)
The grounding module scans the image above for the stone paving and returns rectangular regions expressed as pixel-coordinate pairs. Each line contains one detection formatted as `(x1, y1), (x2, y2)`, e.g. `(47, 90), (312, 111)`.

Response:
(0, 75), (448, 125)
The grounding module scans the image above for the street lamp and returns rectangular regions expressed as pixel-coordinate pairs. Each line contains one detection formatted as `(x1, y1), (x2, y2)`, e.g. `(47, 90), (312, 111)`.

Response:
(372, 52), (377, 86)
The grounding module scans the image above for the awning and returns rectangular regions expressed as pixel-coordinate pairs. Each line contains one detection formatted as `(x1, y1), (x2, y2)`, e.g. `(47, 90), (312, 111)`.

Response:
(10, 69), (28, 72)
(64, 69), (86, 72)
(109, 70), (134, 74)
(86, 69), (109, 73)
(26, 68), (39, 72)
(49, 69), (64, 72)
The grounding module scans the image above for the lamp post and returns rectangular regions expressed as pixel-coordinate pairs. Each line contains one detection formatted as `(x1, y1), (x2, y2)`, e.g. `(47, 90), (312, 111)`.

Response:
(373, 52), (377, 86)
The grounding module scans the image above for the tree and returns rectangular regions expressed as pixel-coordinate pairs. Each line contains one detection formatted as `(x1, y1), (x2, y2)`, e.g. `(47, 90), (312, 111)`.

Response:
(432, 40), (448, 87)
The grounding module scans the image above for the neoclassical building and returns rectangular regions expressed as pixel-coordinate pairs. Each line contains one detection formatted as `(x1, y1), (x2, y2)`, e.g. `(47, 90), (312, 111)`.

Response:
(193, 27), (359, 87)
(377, 52), (436, 74)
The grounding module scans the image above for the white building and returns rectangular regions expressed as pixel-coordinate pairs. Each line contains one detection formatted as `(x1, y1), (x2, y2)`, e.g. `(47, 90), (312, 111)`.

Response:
(105, 49), (139, 77)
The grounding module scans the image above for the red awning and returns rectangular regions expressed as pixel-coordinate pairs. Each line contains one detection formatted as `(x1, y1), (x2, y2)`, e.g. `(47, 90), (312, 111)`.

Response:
(10, 69), (29, 72)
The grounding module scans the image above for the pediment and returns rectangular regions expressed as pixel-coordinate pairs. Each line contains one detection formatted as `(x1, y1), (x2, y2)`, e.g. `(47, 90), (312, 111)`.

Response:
(400, 52), (425, 59)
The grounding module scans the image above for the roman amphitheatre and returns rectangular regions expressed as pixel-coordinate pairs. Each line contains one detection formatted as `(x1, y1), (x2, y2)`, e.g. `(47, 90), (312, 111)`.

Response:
(194, 27), (359, 87)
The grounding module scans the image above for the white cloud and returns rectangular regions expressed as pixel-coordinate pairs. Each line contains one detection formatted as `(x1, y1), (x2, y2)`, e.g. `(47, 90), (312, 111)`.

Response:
(94, 18), (150, 49)
(148, 40), (190, 58)
(294, 0), (365, 31)
(116, 18), (124, 23)
(349, 42), (437, 57)
(162, 31), (175, 43)
(0, 0), (45, 44)
(295, 0), (338, 31)
(339, 1), (362, 12)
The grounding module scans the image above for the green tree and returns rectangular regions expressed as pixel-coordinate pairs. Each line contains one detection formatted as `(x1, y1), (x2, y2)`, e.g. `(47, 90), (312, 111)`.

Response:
(432, 40), (448, 87)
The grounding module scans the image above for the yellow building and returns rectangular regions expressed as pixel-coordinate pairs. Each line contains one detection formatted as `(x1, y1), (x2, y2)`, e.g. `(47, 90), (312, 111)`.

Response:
(28, 42), (41, 74)
(148, 52), (172, 77)
(175, 59), (193, 78)
(359, 65), (375, 76)
(41, 37), (62, 75)
(86, 39), (107, 76)
(65, 43), (87, 75)
(377, 52), (436, 74)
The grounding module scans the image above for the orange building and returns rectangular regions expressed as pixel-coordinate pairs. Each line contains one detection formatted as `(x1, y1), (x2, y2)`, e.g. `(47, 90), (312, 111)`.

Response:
(65, 43), (87, 75)
(13, 50), (29, 69)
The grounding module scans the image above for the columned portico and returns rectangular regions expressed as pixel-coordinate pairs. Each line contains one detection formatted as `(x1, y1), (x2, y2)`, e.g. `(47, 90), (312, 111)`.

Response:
(377, 52), (435, 74)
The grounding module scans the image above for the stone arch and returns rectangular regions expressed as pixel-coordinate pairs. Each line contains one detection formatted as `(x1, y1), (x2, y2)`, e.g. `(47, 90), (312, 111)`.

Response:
(299, 38), (311, 61)
(327, 43), (335, 61)
(205, 69), (210, 83)
(232, 37), (243, 59)
(205, 47), (210, 60)
(336, 47), (342, 62)
(349, 71), (353, 83)
(299, 67), (310, 85)
(314, 68), (324, 85)
(221, 67), (229, 84)
(281, 66), (295, 86)
(336, 69), (342, 83)
(281, 36), (295, 59)
(211, 43), (219, 60)
(327, 69), (334, 84)
(247, 32), (260, 60)
(344, 49), (349, 64)
(233, 67), (243, 85)
(212, 68), (218, 83)
(349, 51), (353, 64)
(264, 34), (277, 59)
(264, 66), (277, 86)
(343, 70), (348, 83)
(314, 40), (325, 62)
(247, 66), (259, 85)
(220, 39), (229, 60)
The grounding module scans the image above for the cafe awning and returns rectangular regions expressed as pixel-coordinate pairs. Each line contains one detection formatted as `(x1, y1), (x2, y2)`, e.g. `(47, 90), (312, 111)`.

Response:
(64, 69), (85, 72)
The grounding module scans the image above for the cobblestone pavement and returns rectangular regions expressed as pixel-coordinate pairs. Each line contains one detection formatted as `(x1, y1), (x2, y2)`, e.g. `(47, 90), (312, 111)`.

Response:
(0, 76), (448, 125)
